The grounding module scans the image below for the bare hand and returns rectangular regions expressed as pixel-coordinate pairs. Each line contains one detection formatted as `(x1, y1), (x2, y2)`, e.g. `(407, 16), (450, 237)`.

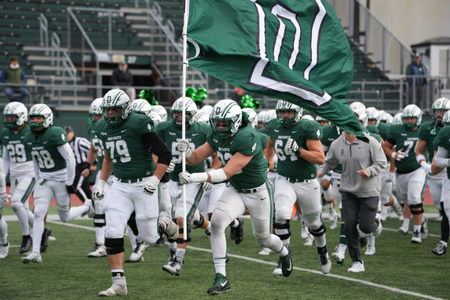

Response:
(356, 169), (370, 178)
(81, 168), (90, 178)
(317, 171), (322, 178)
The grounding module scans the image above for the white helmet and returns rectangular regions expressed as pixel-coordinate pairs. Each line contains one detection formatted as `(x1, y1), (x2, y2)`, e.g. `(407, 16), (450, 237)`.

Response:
(151, 105), (168, 122)
(171, 97), (197, 127)
(210, 99), (242, 137)
(200, 104), (214, 115)
(431, 98), (450, 125)
(393, 112), (402, 125)
(402, 104), (422, 129)
(275, 100), (303, 126)
(358, 111), (368, 127)
(29, 104), (53, 130)
(89, 98), (103, 121)
(3, 101), (28, 128)
(131, 99), (152, 116)
(366, 107), (380, 126)
(102, 89), (131, 127)
(378, 110), (388, 123)
(265, 109), (277, 124)
(242, 107), (258, 129)
(149, 111), (162, 125)
(302, 114), (314, 121)
(257, 111), (267, 126)
(349, 101), (366, 119)
(315, 115), (327, 122)
(386, 113), (394, 124)
(193, 110), (210, 124)
(442, 110), (450, 126)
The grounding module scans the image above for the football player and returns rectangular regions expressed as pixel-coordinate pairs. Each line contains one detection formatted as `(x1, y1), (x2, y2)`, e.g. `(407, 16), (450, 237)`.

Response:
(1, 102), (35, 253)
(21, 104), (95, 264)
(266, 100), (331, 275)
(93, 89), (178, 296)
(157, 97), (217, 276)
(383, 104), (428, 243)
(177, 99), (293, 295)
(0, 147), (10, 258)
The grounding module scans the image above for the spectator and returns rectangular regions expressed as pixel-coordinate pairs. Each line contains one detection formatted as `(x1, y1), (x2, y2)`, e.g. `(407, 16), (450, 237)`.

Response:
(233, 88), (246, 106)
(111, 61), (135, 101)
(1, 56), (29, 103)
(64, 126), (92, 204)
(406, 52), (427, 108)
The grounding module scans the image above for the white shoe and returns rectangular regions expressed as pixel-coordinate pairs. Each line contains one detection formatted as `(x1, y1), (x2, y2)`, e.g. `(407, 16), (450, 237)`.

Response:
(328, 204), (336, 222)
(348, 261), (365, 272)
(421, 216), (429, 240)
(365, 246), (376, 256)
(304, 234), (314, 246)
(0, 242), (10, 258)
(273, 259), (283, 276)
(380, 209), (388, 222)
(125, 241), (149, 263)
(318, 249), (332, 274)
(331, 244), (346, 265)
(373, 215), (383, 238)
(435, 215), (443, 222)
(330, 213), (338, 230)
(393, 200), (403, 217)
(84, 199), (95, 218)
(301, 222), (309, 239)
(258, 247), (272, 255)
(365, 234), (376, 256)
(48, 236), (56, 241)
(159, 212), (179, 241)
(162, 258), (183, 276)
(398, 223), (409, 235)
(88, 243), (107, 257)
(411, 230), (422, 244)
(99, 276), (127, 296)
(398, 215), (404, 221)
(21, 252), (42, 264)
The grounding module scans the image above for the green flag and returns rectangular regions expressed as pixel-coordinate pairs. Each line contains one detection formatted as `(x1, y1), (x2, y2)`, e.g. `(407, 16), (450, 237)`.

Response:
(187, 0), (362, 136)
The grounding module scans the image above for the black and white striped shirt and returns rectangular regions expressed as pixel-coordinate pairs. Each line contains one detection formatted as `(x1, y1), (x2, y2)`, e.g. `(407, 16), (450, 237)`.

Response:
(69, 136), (91, 165)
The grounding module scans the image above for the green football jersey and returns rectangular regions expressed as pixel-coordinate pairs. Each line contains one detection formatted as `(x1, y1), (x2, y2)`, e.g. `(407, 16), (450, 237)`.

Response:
(377, 122), (390, 141)
(24, 126), (68, 173)
(157, 121), (210, 182)
(321, 124), (342, 173)
(87, 121), (104, 171)
(96, 113), (156, 180)
(257, 127), (267, 134)
(361, 126), (382, 143)
(387, 124), (421, 173)
(434, 126), (450, 179)
(257, 130), (269, 150)
(418, 120), (442, 161)
(267, 119), (322, 180)
(0, 126), (33, 163)
(367, 124), (379, 135)
(207, 125), (267, 190)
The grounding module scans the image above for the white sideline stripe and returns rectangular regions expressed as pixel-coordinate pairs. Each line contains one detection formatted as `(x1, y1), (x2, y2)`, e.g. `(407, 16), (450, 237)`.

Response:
(382, 227), (440, 238)
(46, 220), (444, 300)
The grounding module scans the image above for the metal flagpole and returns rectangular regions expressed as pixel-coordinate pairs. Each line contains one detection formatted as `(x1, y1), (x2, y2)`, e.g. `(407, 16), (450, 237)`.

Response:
(181, 0), (190, 240)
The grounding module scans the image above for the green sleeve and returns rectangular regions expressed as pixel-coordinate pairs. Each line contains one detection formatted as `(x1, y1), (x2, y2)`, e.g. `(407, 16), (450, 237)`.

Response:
(235, 131), (261, 156)
(53, 127), (68, 146)
(133, 115), (155, 135)
(305, 121), (322, 140)
(418, 123), (429, 141)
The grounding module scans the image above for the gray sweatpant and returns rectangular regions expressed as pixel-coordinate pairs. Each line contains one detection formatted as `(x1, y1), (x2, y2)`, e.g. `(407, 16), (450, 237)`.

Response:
(341, 192), (379, 263)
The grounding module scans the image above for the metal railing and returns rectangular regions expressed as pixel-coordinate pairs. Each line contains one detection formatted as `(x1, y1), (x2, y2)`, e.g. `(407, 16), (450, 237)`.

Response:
(39, 13), (49, 55)
(51, 32), (61, 75)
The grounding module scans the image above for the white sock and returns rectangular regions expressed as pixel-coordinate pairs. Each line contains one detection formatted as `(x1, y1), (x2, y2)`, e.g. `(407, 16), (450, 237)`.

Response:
(27, 210), (34, 226)
(95, 227), (105, 245)
(231, 219), (239, 228)
(323, 187), (333, 202)
(413, 225), (421, 232)
(12, 202), (30, 235)
(0, 219), (8, 244)
(127, 226), (137, 250)
(33, 203), (49, 254)
(169, 242), (177, 250)
(403, 218), (410, 227)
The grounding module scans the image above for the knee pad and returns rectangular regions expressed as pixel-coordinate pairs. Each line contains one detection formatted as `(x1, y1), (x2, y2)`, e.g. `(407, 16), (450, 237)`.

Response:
(409, 203), (424, 214)
(105, 225), (125, 239)
(309, 223), (327, 237)
(94, 214), (106, 227)
(176, 226), (191, 243)
(273, 221), (291, 240)
(105, 238), (124, 255)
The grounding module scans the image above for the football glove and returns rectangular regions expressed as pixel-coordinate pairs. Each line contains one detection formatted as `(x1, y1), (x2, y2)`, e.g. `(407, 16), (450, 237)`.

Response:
(386, 172), (395, 183)
(178, 171), (208, 185)
(420, 161), (433, 176)
(66, 184), (77, 194)
(176, 140), (192, 158)
(93, 179), (106, 201)
(0, 193), (9, 208)
(201, 182), (213, 192)
(391, 151), (406, 161)
(166, 159), (177, 174)
(139, 176), (160, 196)
(286, 138), (303, 156)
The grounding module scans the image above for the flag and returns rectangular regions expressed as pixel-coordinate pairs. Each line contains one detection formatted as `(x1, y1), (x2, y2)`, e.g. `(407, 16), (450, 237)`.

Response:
(187, 0), (362, 136)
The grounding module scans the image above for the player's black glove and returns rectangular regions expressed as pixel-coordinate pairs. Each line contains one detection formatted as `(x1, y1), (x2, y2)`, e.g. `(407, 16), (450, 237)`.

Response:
(66, 184), (77, 194)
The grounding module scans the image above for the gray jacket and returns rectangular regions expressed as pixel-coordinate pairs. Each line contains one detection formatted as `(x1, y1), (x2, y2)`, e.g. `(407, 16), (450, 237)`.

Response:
(319, 133), (386, 198)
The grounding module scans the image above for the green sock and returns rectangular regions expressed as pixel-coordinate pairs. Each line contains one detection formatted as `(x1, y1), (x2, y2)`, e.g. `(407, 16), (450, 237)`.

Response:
(339, 222), (347, 245)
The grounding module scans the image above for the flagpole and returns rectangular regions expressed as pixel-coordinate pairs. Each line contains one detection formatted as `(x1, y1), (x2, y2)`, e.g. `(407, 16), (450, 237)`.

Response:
(181, 0), (190, 241)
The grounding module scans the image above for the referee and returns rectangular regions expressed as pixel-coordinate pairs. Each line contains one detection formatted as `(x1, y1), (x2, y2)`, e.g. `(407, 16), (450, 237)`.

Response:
(64, 126), (93, 203)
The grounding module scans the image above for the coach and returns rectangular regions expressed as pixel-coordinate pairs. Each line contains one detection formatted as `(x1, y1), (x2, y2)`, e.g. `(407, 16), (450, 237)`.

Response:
(318, 130), (386, 273)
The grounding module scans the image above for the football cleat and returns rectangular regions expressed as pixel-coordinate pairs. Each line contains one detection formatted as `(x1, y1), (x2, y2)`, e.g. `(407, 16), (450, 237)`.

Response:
(88, 243), (107, 257)
(19, 235), (32, 254)
(280, 244), (293, 277)
(411, 230), (422, 244)
(162, 256), (183, 276)
(392, 201), (403, 217)
(272, 259), (283, 276)
(0, 242), (10, 258)
(207, 273), (231, 295)
(21, 252), (42, 264)
(348, 261), (365, 273)
(153, 236), (165, 247)
(301, 221), (309, 239)
(304, 234), (314, 246)
(159, 212), (179, 241)
(318, 246), (331, 274)
(398, 223), (409, 235)
(166, 248), (176, 265)
(330, 215), (338, 230)
(331, 244), (346, 265)
(431, 242), (447, 256)
(233, 217), (244, 245)
(125, 241), (149, 263)
(364, 246), (376, 256)
(99, 276), (127, 297)
(84, 199), (95, 218)
(420, 216), (429, 240)
(258, 247), (272, 255)
(40, 227), (52, 253)
(372, 216), (383, 238)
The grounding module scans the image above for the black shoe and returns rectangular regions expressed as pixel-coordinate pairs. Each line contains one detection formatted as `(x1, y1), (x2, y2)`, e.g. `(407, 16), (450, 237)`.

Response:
(229, 226), (235, 241)
(280, 244), (293, 277)
(153, 236), (165, 247)
(40, 228), (52, 253)
(359, 236), (367, 248)
(19, 235), (32, 254)
(207, 273), (231, 295)
(233, 217), (244, 245)
(431, 242), (447, 256)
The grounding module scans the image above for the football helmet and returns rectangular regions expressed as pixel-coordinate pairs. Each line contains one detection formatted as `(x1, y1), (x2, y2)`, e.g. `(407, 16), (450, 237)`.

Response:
(89, 98), (104, 122)
(193, 110), (210, 125)
(431, 98), (450, 125)
(393, 112), (402, 125)
(102, 89), (131, 127)
(151, 105), (168, 122)
(358, 111), (368, 127)
(201, 105), (213, 115)
(3, 102), (28, 128)
(315, 115), (327, 122)
(171, 97), (197, 127)
(442, 110), (450, 126)
(349, 101), (366, 119)
(28, 104), (53, 130)
(265, 109), (277, 124)
(149, 111), (162, 125)
(210, 99), (242, 138)
(366, 107), (380, 126)
(386, 113), (394, 124)
(242, 108), (258, 129)
(275, 100), (303, 126)
(378, 110), (387, 123)
(402, 104), (422, 129)
(257, 111), (267, 128)
(302, 115), (314, 121)
(131, 99), (152, 116)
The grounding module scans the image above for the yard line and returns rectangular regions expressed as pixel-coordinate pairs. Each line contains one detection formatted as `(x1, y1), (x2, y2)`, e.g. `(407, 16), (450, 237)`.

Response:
(47, 220), (445, 300)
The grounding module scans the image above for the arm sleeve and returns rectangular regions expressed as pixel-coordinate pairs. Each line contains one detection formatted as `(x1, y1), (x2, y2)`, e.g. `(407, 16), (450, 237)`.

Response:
(0, 158), (5, 194)
(435, 146), (450, 168)
(141, 132), (172, 166)
(318, 142), (339, 175)
(366, 138), (387, 176)
(57, 143), (76, 185)
(2, 146), (10, 178)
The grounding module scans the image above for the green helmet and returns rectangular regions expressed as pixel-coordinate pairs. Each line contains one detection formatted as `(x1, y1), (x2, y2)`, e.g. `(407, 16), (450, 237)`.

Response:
(275, 100), (303, 126)
(89, 98), (103, 122)
(431, 98), (450, 125)
(402, 104), (422, 129)
(3, 101), (28, 129)
(210, 99), (242, 138)
(131, 99), (152, 116)
(28, 104), (53, 130)
(102, 89), (131, 127)
(171, 97), (197, 127)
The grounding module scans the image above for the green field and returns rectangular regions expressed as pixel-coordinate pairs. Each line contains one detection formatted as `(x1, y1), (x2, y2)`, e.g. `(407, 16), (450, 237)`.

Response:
(0, 207), (448, 300)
